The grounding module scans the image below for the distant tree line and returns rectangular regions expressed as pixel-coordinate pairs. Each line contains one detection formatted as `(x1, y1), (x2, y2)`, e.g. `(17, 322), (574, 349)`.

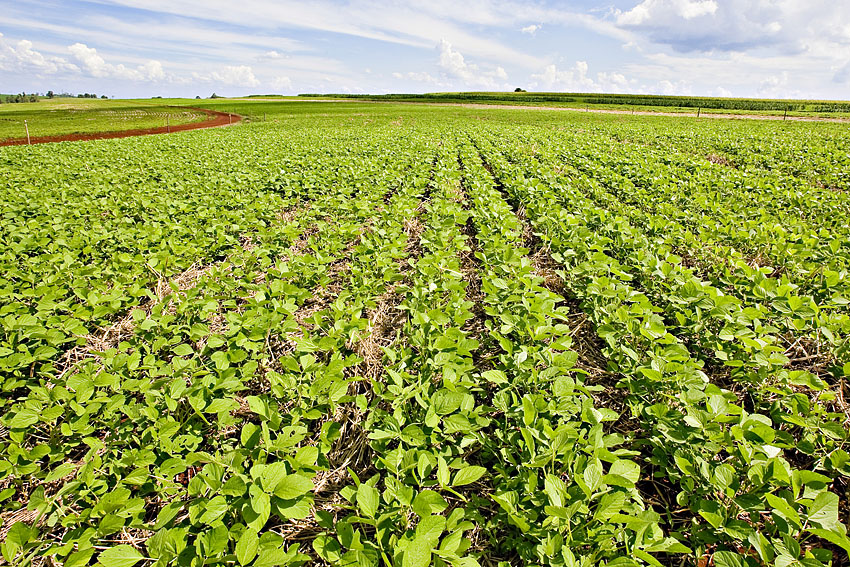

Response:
(1, 92), (39, 104)
(0, 91), (109, 103)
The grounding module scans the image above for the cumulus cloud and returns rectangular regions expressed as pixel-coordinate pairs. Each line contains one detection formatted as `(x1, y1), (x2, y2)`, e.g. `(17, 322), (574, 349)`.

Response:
(392, 70), (444, 85)
(0, 33), (78, 74)
(437, 39), (508, 88)
(68, 43), (167, 81)
(270, 75), (293, 90)
(531, 61), (632, 93)
(612, 0), (850, 54)
(259, 50), (287, 60)
(199, 65), (261, 87)
(618, 0), (717, 26)
(521, 24), (541, 35)
(757, 71), (793, 98)
(655, 78), (693, 96)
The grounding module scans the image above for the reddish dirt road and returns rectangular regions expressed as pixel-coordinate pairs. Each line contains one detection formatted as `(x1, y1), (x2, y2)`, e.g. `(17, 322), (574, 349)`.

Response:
(0, 106), (242, 147)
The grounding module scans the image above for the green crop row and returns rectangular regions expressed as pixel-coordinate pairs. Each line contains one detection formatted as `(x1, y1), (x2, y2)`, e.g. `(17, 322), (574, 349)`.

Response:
(0, 102), (847, 567)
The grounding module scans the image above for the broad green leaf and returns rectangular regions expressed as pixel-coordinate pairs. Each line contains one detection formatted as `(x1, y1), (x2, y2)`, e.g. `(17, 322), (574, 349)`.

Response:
(247, 492), (271, 531)
(808, 492), (840, 530)
(44, 462), (76, 483)
(452, 466), (486, 487)
(403, 536), (432, 567)
(594, 492), (625, 521)
(357, 484), (380, 518)
(583, 462), (602, 493)
(97, 545), (145, 567)
(274, 475), (315, 500)
(415, 515), (446, 545)
(236, 528), (259, 565)
(9, 409), (39, 429)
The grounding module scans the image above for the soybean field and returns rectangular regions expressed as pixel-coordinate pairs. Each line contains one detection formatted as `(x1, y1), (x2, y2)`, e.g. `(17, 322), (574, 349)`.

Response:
(0, 102), (849, 567)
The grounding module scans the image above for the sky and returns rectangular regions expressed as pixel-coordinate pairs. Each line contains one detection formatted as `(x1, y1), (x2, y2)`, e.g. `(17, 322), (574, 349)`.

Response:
(1, 0), (849, 100)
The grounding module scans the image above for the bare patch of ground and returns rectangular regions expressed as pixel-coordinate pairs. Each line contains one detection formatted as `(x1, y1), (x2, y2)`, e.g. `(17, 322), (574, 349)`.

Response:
(0, 107), (242, 147)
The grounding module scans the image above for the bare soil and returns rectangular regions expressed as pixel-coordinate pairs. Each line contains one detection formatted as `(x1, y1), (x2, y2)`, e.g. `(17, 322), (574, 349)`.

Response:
(0, 106), (242, 147)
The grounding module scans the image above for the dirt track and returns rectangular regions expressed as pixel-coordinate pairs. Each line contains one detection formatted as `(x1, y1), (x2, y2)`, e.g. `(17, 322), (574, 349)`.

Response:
(0, 106), (242, 147)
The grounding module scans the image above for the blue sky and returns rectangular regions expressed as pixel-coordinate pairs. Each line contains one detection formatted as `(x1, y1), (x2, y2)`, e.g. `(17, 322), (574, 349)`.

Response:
(1, 0), (849, 99)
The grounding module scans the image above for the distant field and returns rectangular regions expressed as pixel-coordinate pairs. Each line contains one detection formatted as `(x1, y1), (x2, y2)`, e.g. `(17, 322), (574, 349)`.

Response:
(0, 99), (211, 142)
(295, 91), (850, 118)
(5, 92), (848, 144)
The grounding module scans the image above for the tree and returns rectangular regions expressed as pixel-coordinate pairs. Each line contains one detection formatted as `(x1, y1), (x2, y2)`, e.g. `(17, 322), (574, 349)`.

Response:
(210, 93), (221, 99)
(101, 95), (108, 99)
(46, 90), (54, 99)
(514, 87), (526, 92)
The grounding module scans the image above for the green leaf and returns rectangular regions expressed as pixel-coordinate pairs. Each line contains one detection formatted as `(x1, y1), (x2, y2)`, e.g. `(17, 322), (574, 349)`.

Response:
(236, 528), (259, 566)
(808, 492), (840, 530)
(247, 492), (271, 531)
(403, 536), (432, 567)
(437, 457), (450, 487)
(593, 492), (625, 521)
(97, 545), (145, 567)
(44, 462), (76, 483)
(697, 499), (724, 529)
(9, 409), (39, 429)
(711, 551), (746, 567)
(200, 495), (228, 524)
(481, 370), (508, 384)
(260, 462), (289, 494)
(254, 548), (297, 567)
(583, 462), (602, 493)
(123, 467), (149, 486)
(173, 343), (194, 357)
(452, 466), (486, 487)
(765, 493), (801, 529)
(643, 537), (691, 554)
(313, 535), (342, 563)
(274, 475), (315, 500)
(415, 515), (446, 545)
(412, 490), (448, 517)
(357, 484), (380, 518)
(65, 549), (95, 567)
(808, 528), (850, 555)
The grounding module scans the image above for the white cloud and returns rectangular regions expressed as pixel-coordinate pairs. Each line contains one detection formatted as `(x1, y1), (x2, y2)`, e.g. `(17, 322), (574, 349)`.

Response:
(393, 71), (444, 85)
(68, 43), (167, 81)
(757, 72), (792, 98)
(655, 79), (692, 96)
(530, 61), (632, 93)
(270, 75), (293, 90)
(613, 0), (850, 56)
(521, 24), (540, 35)
(0, 33), (78, 74)
(618, 0), (717, 26)
(201, 65), (261, 87)
(86, 0), (545, 70)
(437, 39), (509, 88)
(260, 50), (286, 60)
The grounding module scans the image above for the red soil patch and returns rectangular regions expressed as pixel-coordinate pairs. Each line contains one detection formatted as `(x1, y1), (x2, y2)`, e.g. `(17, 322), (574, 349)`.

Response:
(0, 106), (242, 147)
